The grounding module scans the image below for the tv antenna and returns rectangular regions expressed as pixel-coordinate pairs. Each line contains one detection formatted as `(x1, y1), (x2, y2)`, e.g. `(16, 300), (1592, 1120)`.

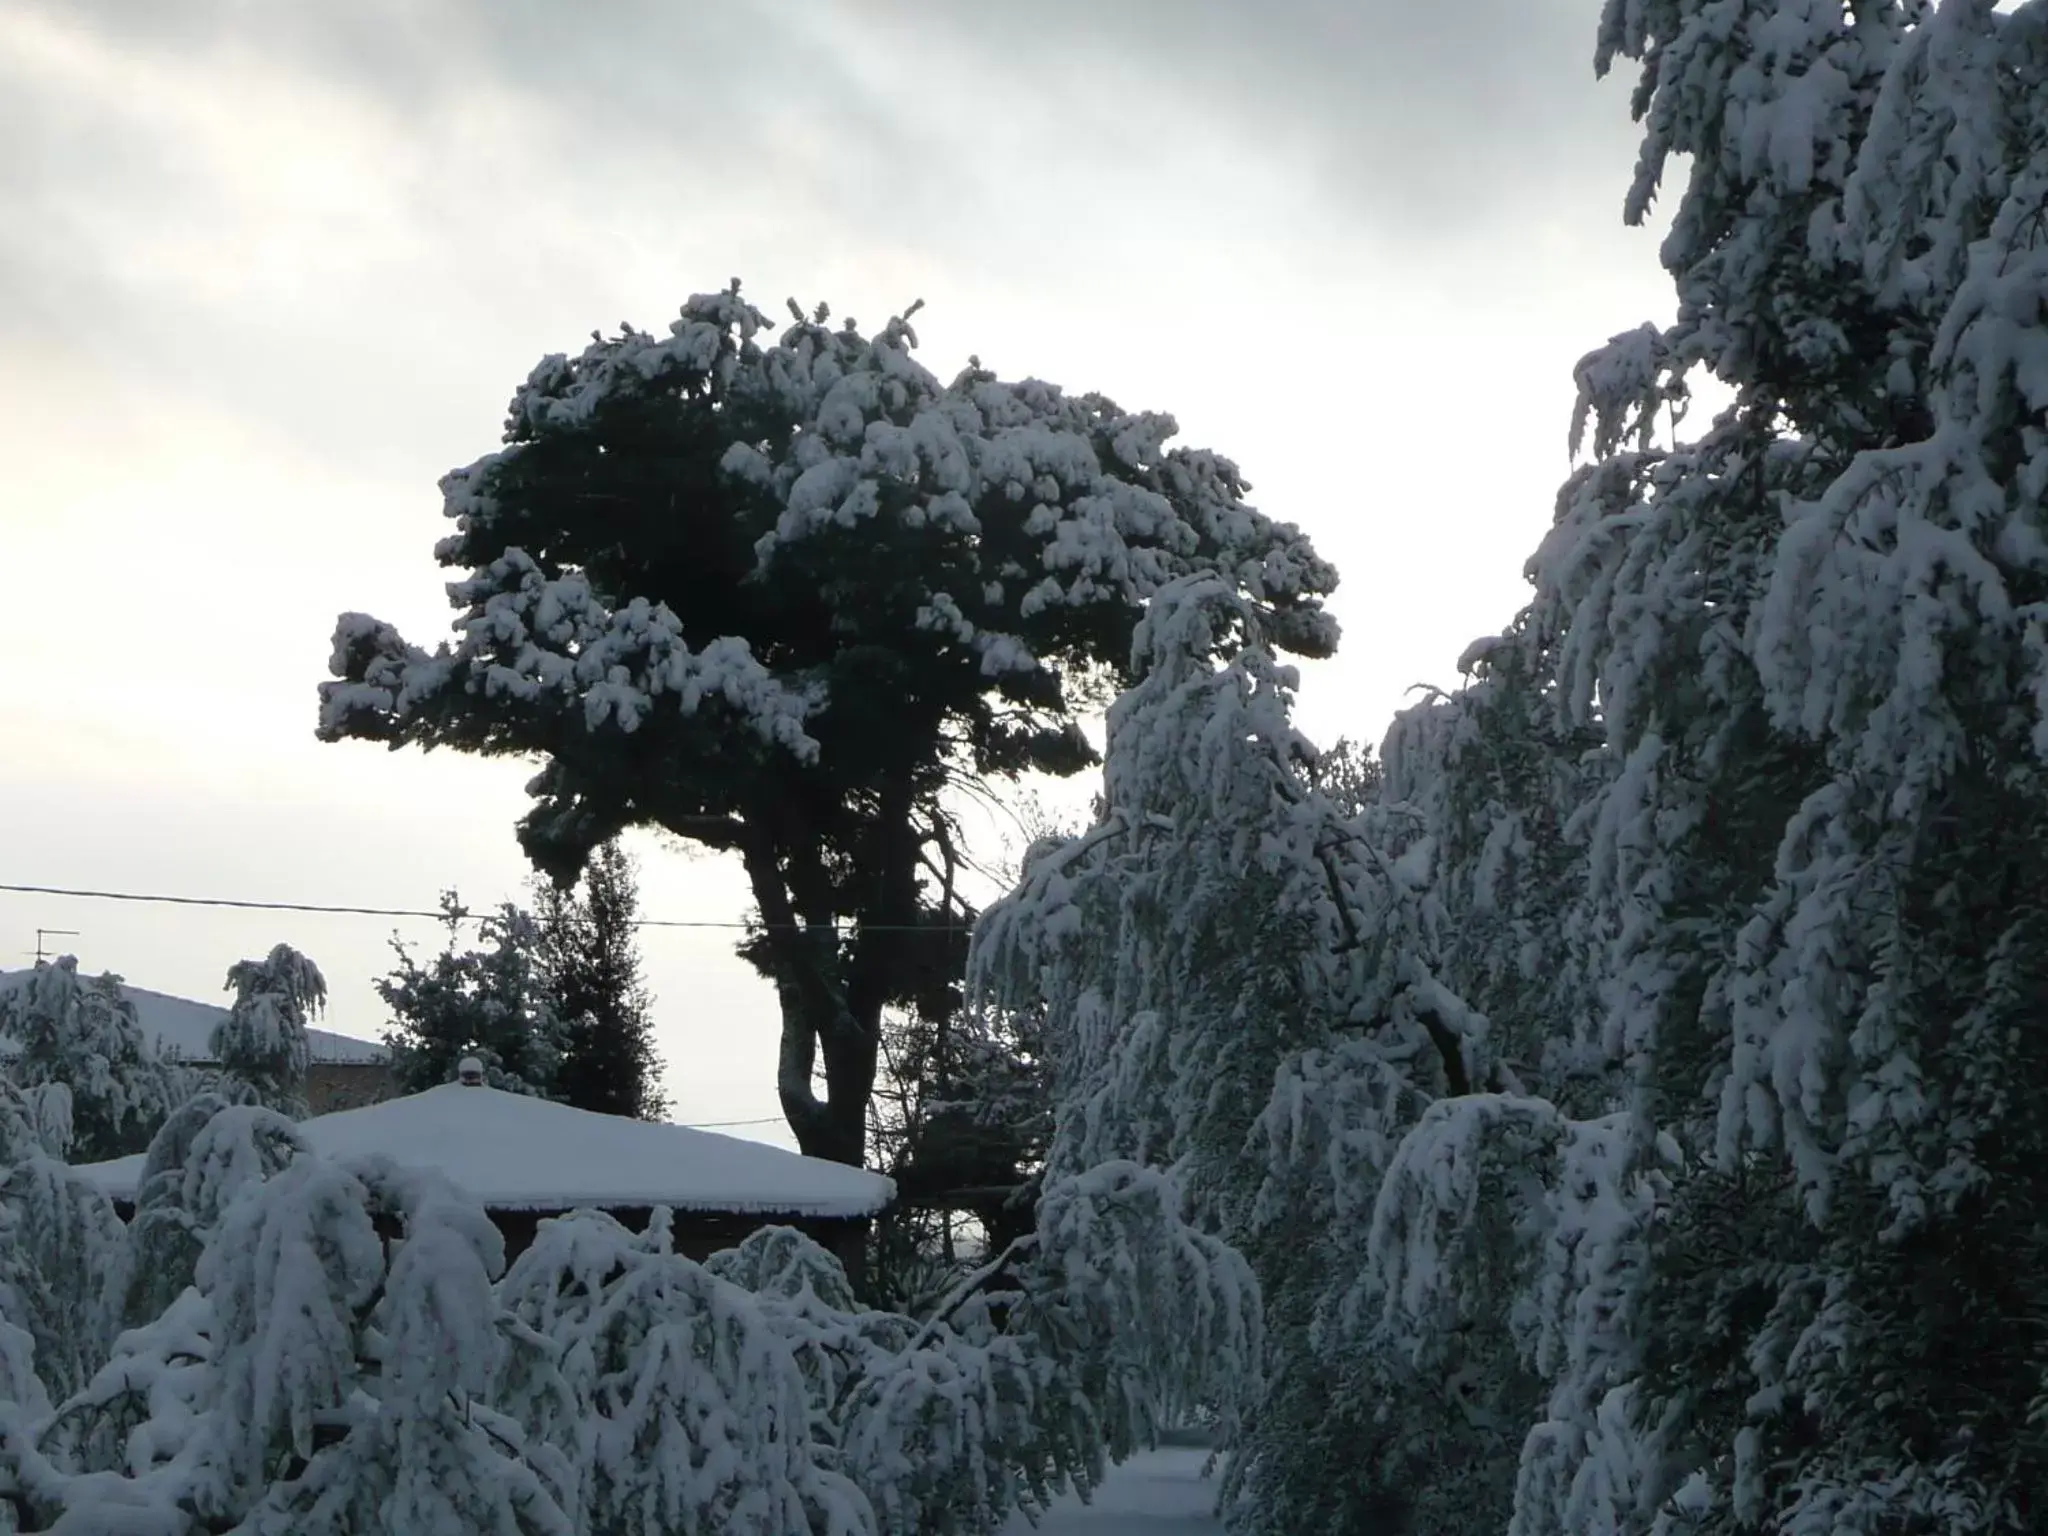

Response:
(33, 928), (79, 964)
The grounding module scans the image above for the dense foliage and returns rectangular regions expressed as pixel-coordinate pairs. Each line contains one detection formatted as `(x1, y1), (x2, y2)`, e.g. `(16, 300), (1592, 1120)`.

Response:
(319, 289), (1338, 1162)
(975, 2), (2048, 1531)
(13, 3), (2045, 1530)
(376, 896), (567, 1098)
(210, 945), (326, 1118)
(0, 1096), (1252, 1535)
(0, 958), (187, 1164)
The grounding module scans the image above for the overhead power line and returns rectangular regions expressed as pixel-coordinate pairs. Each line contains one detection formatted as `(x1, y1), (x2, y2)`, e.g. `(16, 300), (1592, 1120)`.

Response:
(4, 883), (452, 922)
(1, 886), (856, 1134)
(0, 881), (976, 932)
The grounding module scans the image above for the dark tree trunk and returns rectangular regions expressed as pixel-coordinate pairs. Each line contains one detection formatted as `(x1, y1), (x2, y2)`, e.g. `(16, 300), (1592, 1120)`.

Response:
(737, 800), (917, 1168)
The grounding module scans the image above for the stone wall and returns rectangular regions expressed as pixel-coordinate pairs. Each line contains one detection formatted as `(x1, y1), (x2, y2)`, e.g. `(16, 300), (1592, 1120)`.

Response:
(306, 1060), (400, 1116)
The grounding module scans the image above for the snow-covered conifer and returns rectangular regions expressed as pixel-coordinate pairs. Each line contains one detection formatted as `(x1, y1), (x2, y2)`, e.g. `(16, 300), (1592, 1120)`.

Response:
(975, 576), (1523, 1534)
(0, 959), (178, 1162)
(119, 1096), (307, 1329)
(192, 1153), (390, 1523)
(498, 1208), (871, 1536)
(320, 281), (1338, 1167)
(705, 1222), (863, 1312)
(975, 577), (1367, 1217)
(1422, 1), (2048, 1526)
(211, 945), (325, 1117)
(0, 1145), (126, 1407)
(198, 1156), (572, 1534)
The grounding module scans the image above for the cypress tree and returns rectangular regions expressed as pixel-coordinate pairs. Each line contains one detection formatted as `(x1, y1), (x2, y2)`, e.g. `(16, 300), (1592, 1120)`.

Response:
(535, 841), (667, 1120)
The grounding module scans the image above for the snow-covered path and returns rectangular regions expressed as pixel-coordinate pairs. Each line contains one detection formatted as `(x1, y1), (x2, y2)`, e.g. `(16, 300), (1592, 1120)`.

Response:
(1003, 1448), (1223, 1534)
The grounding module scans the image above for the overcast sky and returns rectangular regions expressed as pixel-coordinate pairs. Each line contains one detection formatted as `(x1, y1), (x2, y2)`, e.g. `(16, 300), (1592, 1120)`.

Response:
(0, 0), (1675, 1147)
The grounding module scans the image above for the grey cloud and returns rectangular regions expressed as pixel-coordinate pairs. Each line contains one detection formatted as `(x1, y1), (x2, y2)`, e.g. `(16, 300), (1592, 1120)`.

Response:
(27, 0), (779, 117)
(23, 0), (892, 195)
(843, 0), (1640, 233)
(0, 0), (1651, 485)
(27, 0), (1642, 245)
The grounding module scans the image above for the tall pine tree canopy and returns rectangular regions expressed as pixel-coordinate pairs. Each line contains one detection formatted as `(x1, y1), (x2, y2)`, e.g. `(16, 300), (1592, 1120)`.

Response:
(319, 285), (1338, 1163)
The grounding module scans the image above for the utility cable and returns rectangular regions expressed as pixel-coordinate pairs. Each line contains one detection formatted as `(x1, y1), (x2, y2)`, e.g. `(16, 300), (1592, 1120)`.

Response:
(0, 882), (977, 931)
(1, 887), (824, 1135)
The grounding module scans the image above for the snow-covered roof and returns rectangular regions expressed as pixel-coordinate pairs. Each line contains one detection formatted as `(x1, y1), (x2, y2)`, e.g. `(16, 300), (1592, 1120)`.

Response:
(75, 1083), (896, 1219)
(0, 969), (387, 1066)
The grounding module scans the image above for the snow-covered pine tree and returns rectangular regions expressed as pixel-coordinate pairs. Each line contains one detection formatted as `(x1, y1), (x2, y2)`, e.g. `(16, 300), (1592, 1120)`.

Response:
(118, 1094), (307, 1329)
(0, 1082), (127, 1409)
(5, 1100), (1258, 1534)
(1408, 1), (2048, 1528)
(496, 1208), (871, 1536)
(700, 1167), (1255, 1536)
(13, 1104), (312, 1525)
(199, 1154), (566, 1533)
(316, 1163), (569, 1536)
(1376, 640), (1675, 1536)
(975, 576), (1535, 1535)
(211, 945), (325, 1118)
(698, 1219), (1055, 1536)
(320, 282), (1339, 1168)
(700, 1221), (891, 1413)
(0, 958), (180, 1162)
(174, 1152), (392, 1528)
(378, 893), (566, 1097)
(974, 577), (1366, 1216)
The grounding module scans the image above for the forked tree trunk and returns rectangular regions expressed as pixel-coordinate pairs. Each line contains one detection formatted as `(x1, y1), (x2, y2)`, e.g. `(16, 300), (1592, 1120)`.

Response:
(741, 839), (891, 1168)
(735, 778), (923, 1167)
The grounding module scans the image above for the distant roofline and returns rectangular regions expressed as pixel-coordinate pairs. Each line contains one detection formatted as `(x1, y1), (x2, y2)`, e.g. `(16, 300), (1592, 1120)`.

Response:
(0, 967), (388, 1065)
(72, 1082), (897, 1219)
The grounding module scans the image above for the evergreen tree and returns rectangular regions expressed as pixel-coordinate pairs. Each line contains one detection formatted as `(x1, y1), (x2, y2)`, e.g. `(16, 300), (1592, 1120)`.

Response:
(376, 894), (565, 1097)
(0, 1082), (128, 1407)
(117, 1095), (308, 1330)
(0, 957), (181, 1163)
(1495, 2), (2048, 1526)
(532, 840), (667, 1120)
(497, 1209), (870, 1536)
(319, 284), (1338, 1165)
(1302, 3), (2048, 1530)
(0, 1093), (1255, 1536)
(975, 577), (1536, 1536)
(211, 944), (326, 1118)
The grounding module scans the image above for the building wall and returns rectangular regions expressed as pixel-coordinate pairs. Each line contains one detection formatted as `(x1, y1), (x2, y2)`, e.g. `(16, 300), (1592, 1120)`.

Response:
(492, 1205), (872, 1281)
(306, 1060), (401, 1116)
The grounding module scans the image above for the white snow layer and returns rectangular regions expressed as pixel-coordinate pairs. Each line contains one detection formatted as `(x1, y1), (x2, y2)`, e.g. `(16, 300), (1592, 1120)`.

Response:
(71, 1082), (897, 1217)
(0, 969), (385, 1065)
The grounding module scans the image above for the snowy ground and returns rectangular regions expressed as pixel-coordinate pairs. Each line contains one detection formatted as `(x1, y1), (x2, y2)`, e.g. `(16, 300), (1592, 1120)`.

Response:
(1004, 1448), (1223, 1534)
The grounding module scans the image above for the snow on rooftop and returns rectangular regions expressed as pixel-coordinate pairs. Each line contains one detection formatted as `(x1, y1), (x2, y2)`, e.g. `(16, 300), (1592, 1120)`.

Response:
(74, 1082), (896, 1219)
(0, 968), (386, 1066)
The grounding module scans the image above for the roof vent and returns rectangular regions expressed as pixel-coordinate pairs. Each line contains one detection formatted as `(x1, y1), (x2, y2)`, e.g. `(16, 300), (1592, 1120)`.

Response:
(457, 1055), (484, 1086)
